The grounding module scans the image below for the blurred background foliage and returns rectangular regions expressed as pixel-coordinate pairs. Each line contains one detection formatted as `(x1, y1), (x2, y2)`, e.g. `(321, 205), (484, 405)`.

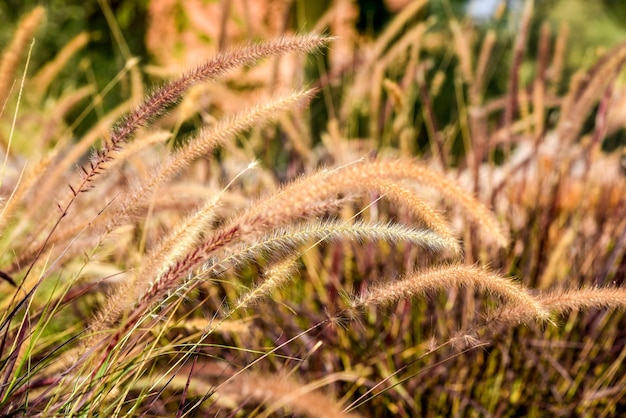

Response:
(2, 0), (626, 150)
(2, 0), (625, 68)
(0, 0), (148, 84)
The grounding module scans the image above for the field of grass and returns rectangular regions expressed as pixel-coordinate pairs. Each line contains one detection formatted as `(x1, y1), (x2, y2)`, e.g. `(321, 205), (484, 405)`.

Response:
(1, 1), (625, 416)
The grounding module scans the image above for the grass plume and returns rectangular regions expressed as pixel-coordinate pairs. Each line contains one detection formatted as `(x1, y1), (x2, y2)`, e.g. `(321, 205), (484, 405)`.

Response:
(353, 265), (550, 323)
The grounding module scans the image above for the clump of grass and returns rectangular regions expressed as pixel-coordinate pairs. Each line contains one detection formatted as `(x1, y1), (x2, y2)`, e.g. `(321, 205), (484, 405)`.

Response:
(0, 4), (625, 417)
(319, 0), (626, 414)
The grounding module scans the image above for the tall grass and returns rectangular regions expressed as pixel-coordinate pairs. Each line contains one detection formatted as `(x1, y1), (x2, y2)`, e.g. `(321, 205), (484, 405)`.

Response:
(0, 3), (624, 416)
